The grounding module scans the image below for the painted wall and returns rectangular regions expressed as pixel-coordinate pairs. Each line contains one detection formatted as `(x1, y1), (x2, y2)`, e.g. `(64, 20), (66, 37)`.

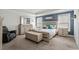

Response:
(0, 10), (36, 31)
(42, 14), (57, 28)
(74, 10), (79, 48)
(2, 14), (20, 31)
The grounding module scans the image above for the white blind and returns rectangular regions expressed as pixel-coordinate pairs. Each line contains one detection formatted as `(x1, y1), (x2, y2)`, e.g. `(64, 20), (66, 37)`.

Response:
(58, 13), (70, 31)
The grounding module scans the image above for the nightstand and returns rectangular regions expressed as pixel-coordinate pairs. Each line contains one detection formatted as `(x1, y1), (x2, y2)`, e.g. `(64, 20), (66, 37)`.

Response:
(58, 28), (68, 36)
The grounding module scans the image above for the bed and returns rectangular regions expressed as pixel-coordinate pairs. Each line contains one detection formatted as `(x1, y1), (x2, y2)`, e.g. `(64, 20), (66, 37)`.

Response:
(24, 24), (57, 42)
(31, 29), (57, 42)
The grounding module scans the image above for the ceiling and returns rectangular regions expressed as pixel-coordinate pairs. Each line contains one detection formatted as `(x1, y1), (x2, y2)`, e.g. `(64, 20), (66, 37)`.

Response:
(10, 9), (58, 14)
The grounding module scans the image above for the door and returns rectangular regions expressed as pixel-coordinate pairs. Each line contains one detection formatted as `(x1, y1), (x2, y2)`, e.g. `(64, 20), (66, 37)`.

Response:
(0, 16), (3, 49)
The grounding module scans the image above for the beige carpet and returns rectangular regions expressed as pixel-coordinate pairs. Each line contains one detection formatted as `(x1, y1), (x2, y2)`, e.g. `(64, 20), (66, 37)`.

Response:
(2, 35), (78, 50)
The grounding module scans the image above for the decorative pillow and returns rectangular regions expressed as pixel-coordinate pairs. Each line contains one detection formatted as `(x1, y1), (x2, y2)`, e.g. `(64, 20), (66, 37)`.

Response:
(46, 24), (56, 29)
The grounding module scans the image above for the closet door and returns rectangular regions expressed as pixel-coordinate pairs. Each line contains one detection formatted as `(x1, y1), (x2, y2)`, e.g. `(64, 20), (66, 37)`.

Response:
(0, 16), (3, 49)
(36, 17), (43, 29)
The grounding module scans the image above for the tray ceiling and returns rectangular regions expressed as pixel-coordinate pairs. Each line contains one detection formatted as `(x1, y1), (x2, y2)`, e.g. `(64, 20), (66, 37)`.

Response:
(10, 9), (58, 14)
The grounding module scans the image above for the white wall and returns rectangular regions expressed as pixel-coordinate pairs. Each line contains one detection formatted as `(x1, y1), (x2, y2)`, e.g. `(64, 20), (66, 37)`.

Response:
(0, 10), (36, 30)
(74, 10), (79, 48)
(2, 14), (20, 30)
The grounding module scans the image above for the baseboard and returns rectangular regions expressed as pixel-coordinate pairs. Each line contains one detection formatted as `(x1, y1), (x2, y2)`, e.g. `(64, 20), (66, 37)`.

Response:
(68, 35), (74, 37)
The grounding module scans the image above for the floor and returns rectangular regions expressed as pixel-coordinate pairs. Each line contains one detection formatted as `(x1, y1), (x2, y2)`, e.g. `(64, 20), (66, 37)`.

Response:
(2, 35), (78, 50)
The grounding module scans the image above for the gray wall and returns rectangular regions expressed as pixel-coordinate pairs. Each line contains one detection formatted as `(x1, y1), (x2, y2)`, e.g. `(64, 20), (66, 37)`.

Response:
(36, 11), (74, 35)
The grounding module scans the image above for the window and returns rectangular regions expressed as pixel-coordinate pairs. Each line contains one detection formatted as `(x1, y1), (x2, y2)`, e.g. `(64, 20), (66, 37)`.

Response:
(58, 13), (70, 31)
(36, 17), (43, 29)
(26, 18), (30, 24)
(21, 17), (30, 24)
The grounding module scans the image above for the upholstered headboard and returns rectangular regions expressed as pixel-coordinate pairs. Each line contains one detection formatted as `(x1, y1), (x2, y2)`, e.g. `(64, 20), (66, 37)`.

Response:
(43, 21), (57, 29)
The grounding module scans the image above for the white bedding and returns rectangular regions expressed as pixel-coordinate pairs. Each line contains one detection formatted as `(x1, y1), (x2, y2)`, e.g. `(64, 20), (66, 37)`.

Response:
(34, 29), (57, 39)
(40, 29), (57, 39)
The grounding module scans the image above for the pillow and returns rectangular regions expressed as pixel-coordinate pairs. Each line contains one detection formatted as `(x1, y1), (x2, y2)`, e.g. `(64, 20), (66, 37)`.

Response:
(47, 25), (52, 29)
(47, 24), (57, 29)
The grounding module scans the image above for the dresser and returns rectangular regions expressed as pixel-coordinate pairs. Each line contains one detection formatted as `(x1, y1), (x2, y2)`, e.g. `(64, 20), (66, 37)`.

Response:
(19, 24), (33, 35)
(0, 16), (3, 49)
(74, 10), (79, 48)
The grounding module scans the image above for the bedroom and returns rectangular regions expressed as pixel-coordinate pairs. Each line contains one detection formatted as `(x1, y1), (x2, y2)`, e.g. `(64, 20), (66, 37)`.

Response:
(0, 9), (79, 50)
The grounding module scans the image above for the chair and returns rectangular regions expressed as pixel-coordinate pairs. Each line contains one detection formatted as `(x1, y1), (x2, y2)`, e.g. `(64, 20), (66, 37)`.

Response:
(2, 26), (16, 43)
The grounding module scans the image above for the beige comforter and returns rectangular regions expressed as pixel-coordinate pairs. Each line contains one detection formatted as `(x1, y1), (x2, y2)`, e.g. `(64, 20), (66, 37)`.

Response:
(30, 29), (57, 41)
